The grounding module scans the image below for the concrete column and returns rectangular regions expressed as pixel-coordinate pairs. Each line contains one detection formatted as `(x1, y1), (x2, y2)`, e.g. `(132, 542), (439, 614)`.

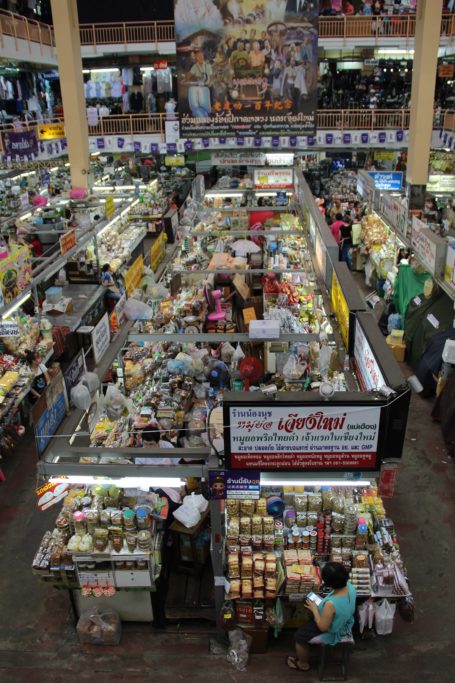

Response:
(50, 0), (90, 190)
(406, 0), (443, 208)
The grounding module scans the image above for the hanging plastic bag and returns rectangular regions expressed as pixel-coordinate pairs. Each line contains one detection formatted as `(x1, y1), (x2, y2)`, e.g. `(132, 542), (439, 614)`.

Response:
(189, 492), (208, 513)
(374, 599), (396, 635)
(104, 384), (129, 420)
(358, 598), (376, 634)
(232, 344), (245, 364)
(71, 382), (91, 411)
(82, 371), (99, 395)
(124, 298), (155, 320)
(221, 342), (236, 363)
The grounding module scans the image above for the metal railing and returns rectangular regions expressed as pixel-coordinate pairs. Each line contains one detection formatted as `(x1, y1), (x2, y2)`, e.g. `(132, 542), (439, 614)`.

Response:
(1, 10), (455, 55)
(0, 8), (54, 51)
(0, 109), (433, 139)
(79, 20), (175, 46)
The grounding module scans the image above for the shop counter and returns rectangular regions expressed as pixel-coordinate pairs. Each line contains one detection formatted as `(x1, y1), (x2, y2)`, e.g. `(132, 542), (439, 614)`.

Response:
(46, 284), (105, 332)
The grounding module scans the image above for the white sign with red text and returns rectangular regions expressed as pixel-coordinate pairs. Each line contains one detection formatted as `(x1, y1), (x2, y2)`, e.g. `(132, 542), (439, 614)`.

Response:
(228, 404), (381, 470)
(353, 321), (386, 392)
(253, 167), (294, 189)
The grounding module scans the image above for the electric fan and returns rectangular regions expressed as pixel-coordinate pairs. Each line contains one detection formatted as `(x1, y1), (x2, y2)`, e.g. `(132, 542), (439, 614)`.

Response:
(208, 360), (230, 389)
(204, 283), (226, 322)
(239, 357), (264, 391)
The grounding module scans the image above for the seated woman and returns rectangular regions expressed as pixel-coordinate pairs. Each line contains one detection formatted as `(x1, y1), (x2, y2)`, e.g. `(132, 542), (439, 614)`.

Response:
(286, 562), (356, 672)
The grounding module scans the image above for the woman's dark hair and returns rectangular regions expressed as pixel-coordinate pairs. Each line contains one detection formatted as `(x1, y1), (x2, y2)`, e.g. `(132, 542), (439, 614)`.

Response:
(102, 263), (110, 272)
(335, 213), (343, 221)
(24, 350), (37, 365)
(321, 562), (349, 589)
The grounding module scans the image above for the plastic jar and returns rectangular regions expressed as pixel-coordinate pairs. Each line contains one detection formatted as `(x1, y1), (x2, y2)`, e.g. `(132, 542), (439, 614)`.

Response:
(94, 528), (109, 551)
(123, 508), (136, 530)
(136, 507), (150, 530)
(72, 511), (86, 536)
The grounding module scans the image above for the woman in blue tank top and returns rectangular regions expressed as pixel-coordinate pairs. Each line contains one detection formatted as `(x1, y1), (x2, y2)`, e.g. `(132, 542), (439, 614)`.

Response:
(287, 562), (356, 672)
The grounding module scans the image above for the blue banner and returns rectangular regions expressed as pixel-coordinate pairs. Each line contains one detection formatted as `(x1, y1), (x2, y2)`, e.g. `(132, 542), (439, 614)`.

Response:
(209, 469), (260, 500)
(368, 171), (403, 191)
(35, 392), (66, 455)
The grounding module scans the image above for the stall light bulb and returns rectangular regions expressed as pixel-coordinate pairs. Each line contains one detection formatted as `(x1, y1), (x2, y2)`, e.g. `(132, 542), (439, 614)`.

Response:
(50, 476), (184, 488)
(260, 476), (372, 487)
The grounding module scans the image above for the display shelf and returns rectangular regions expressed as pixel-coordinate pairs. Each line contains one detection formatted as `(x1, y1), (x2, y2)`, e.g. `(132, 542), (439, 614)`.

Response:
(435, 275), (455, 301)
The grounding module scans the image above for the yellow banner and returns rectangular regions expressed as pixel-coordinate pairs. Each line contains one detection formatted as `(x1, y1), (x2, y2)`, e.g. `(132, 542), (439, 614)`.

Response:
(38, 123), (65, 140)
(331, 271), (349, 349)
(374, 151), (396, 162)
(104, 194), (115, 218)
(164, 155), (185, 167)
(150, 232), (167, 273)
(124, 255), (144, 295)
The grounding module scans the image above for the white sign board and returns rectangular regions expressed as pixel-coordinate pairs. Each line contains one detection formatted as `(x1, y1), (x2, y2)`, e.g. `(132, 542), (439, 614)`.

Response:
(353, 321), (386, 392)
(0, 321), (20, 337)
(253, 167), (294, 189)
(379, 193), (408, 239)
(227, 404), (381, 470)
(411, 216), (447, 276)
(91, 313), (110, 365)
(212, 151), (266, 167)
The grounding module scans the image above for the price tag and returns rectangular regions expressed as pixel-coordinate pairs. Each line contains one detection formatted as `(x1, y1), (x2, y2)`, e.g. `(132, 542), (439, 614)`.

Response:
(427, 314), (439, 329)
(413, 296), (421, 305)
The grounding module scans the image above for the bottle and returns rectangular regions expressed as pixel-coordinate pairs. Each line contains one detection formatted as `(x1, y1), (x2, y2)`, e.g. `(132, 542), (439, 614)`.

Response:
(343, 354), (350, 372)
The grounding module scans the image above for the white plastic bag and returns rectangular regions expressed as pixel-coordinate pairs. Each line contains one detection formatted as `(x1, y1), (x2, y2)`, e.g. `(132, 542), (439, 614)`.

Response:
(358, 598), (376, 634)
(375, 599), (396, 635)
(173, 496), (201, 528)
(189, 492), (208, 513)
(71, 382), (91, 410)
(124, 298), (155, 320)
(82, 371), (99, 395)
(232, 344), (245, 364)
(104, 384), (129, 420)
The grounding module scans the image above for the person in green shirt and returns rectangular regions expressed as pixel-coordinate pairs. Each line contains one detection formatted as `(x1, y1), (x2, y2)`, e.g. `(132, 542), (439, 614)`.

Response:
(287, 562), (356, 672)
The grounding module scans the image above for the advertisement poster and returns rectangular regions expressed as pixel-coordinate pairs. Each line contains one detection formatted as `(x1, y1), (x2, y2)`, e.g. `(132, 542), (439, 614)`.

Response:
(174, 0), (318, 138)
(368, 172), (403, 191)
(59, 229), (77, 255)
(33, 372), (67, 455)
(208, 469), (260, 499)
(253, 167), (294, 189)
(124, 255), (144, 294)
(0, 245), (32, 308)
(226, 404), (382, 471)
(1, 130), (38, 158)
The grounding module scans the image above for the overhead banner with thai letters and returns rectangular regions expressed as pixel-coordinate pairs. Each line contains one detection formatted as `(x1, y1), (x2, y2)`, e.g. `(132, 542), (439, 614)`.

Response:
(174, 0), (318, 138)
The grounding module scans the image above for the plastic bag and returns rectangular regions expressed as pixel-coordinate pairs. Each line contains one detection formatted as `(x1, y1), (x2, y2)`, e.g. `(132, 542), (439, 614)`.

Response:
(82, 371), (99, 395)
(397, 595), (414, 623)
(375, 599), (396, 635)
(358, 598), (376, 634)
(173, 496), (201, 528)
(227, 628), (252, 672)
(232, 344), (245, 364)
(221, 342), (236, 363)
(71, 382), (91, 411)
(104, 384), (129, 421)
(76, 606), (121, 645)
(189, 492), (208, 513)
(124, 298), (155, 320)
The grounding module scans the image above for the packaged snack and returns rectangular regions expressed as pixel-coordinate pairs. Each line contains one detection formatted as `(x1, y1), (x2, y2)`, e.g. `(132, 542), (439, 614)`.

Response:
(255, 498), (267, 515)
(252, 516), (263, 534)
(227, 517), (239, 539)
(226, 500), (240, 516)
(240, 500), (254, 516)
(240, 517), (251, 535)
(263, 517), (275, 534)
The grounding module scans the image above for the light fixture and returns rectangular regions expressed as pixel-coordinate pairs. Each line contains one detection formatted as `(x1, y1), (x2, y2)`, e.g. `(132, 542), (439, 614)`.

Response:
(91, 151), (100, 157)
(2, 292), (31, 319)
(86, 68), (119, 74)
(260, 474), (372, 487)
(140, 67), (155, 72)
(50, 475), (184, 488)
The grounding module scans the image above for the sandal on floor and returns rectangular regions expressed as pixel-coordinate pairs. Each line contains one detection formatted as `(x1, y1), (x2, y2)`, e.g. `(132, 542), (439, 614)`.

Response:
(286, 656), (310, 672)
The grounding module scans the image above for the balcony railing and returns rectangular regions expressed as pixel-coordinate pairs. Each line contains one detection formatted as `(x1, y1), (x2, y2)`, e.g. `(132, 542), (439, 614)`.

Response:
(0, 8), (54, 50)
(1, 10), (454, 55)
(2, 109), (443, 141)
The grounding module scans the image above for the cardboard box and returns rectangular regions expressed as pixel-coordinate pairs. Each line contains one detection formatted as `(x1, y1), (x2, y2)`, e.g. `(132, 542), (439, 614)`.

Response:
(386, 335), (406, 362)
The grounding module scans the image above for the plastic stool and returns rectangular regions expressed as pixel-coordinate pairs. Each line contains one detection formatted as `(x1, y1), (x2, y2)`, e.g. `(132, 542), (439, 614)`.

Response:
(316, 633), (354, 681)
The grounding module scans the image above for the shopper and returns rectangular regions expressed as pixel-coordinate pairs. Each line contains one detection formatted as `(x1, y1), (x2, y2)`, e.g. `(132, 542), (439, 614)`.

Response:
(101, 263), (121, 302)
(286, 562), (356, 672)
(330, 213), (347, 244)
(25, 350), (50, 403)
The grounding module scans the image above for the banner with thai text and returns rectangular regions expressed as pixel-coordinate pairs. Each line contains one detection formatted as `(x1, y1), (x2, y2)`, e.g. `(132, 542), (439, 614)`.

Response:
(174, 0), (318, 138)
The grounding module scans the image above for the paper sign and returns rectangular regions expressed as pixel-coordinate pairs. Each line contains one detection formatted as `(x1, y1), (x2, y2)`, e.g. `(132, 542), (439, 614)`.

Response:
(242, 307), (257, 327)
(38, 123), (65, 140)
(233, 274), (250, 301)
(104, 194), (115, 218)
(36, 481), (69, 511)
(208, 469), (260, 500)
(413, 296), (421, 306)
(59, 229), (76, 255)
(0, 321), (20, 337)
(91, 313), (110, 365)
(427, 314), (439, 329)
(249, 319), (280, 340)
(124, 255), (144, 294)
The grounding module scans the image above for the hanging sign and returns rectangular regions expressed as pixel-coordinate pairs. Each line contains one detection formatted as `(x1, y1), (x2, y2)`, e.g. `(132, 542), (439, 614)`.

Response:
(64, 348), (85, 395)
(253, 167), (294, 189)
(368, 171), (403, 191)
(1, 130), (38, 158)
(208, 469), (260, 500)
(0, 245), (32, 309)
(38, 123), (65, 140)
(104, 193), (115, 218)
(331, 271), (349, 348)
(212, 151), (265, 166)
(59, 229), (77, 255)
(378, 193), (408, 239)
(32, 371), (67, 456)
(150, 231), (167, 272)
(36, 480), (69, 511)
(91, 313), (110, 366)
(124, 254), (144, 294)
(224, 403), (382, 471)
(164, 154), (185, 167)
(411, 216), (447, 277)
(353, 320), (386, 392)
(174, 0), (318, 139)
